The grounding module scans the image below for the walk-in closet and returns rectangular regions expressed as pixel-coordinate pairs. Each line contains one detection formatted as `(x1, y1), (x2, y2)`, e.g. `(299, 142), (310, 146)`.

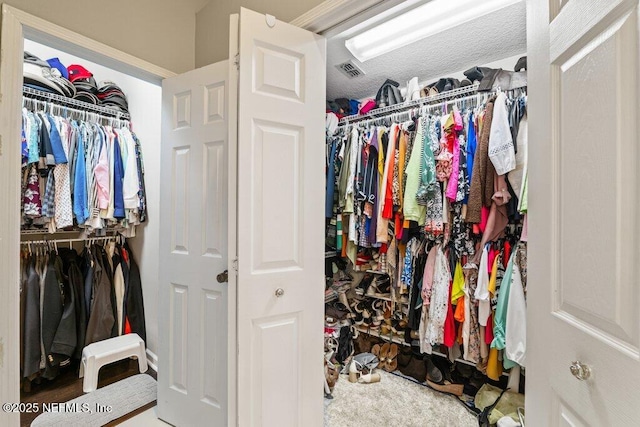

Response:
(319, 0), (640, 425)
(321, 1), (528, 421)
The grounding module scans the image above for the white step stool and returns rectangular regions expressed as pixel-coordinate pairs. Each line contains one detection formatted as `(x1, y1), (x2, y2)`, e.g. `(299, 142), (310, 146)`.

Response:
(79, 333), (148, 393)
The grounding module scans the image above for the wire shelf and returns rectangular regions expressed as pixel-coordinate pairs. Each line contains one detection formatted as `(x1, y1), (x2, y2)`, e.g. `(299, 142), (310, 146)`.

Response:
(23, 86), (130, 120)
(20, 228), (119, 239)
(338, 83), (481, 125)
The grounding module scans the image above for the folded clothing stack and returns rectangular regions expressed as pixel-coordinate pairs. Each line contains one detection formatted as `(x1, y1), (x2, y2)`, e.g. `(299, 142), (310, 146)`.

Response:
(24, 52), (76, 98)
(68, 64), (100, 104)
(97, 80), (129, 113)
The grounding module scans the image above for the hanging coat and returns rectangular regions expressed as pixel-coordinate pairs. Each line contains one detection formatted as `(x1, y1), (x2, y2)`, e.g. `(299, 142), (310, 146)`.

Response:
(85, 245), (115, 345)
(59, 248), (86, 360)
(124, 242), (147, 343)
(42, 252), (77, 380)
(23, 256), (41, 378)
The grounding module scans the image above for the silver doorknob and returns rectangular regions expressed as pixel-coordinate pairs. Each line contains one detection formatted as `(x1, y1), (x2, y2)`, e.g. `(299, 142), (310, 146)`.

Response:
(275, 288), (285, 297)
(569, 361), (591, 381)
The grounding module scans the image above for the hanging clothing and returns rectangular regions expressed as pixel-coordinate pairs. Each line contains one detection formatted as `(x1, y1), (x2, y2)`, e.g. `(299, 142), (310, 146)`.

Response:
(23, 256), (41, 378)
(404, 120), (427, 225)
(488, 92), (516, 175)
(467, 98), (496, 223)
(426, 247), (450, 346)
(505, 260), (526, 368)
(326, 90), (528, 367)
(41, 251), (76, 380)
(85, 245), (115, 345)
(20, 109), (148, 235)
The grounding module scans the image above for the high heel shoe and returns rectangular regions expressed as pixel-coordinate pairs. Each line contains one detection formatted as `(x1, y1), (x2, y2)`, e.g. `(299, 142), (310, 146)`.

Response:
(349, 359), (361, 383)
(359, 372), (381, 383)
(355, 273), (375, 296)
(368, 274), (391, 295)
(338, 290), (353, 317)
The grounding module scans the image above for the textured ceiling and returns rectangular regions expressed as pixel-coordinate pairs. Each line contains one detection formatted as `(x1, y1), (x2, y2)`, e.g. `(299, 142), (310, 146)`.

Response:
(326, 0), (527, 100)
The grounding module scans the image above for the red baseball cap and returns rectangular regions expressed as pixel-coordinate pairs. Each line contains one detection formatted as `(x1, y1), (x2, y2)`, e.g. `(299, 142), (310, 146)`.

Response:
(67, 64), (93, 82)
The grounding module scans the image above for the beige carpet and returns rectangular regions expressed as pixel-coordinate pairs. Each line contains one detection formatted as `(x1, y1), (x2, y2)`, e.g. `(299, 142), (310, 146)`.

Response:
(324, 371), (477, 427)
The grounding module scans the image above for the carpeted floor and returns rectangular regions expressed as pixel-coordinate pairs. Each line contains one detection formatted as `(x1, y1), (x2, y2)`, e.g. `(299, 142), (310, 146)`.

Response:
(324, 371), (477, 427)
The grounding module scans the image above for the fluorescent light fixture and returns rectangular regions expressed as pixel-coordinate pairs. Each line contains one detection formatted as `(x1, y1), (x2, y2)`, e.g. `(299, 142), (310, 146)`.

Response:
(345, 0), (523, 62)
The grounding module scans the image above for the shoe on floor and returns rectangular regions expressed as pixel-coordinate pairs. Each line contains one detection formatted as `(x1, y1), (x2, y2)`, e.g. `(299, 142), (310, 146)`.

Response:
(426, 379), (464, 396)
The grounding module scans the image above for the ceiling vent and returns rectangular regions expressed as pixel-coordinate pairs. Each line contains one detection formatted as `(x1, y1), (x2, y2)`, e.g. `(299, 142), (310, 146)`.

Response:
(336, 60), (365, 79)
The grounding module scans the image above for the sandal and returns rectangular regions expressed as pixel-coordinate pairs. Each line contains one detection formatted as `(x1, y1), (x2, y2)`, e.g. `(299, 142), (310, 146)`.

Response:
(371, 343), (381, 359)
(379, 343), (390, 371)
(386, 343), (399, 372)
(426, 379), (464, 396)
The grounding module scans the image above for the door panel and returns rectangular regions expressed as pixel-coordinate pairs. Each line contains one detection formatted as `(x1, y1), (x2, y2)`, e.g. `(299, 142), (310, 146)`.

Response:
(234, 8), (326, 427)
(158, 61), (229, 426)
(556, 10), (638, 347)
(528, 0), (640, 425)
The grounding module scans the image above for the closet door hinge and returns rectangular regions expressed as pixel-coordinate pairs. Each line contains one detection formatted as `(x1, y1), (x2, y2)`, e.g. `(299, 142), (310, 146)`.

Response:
(232, 258), (238, 272)
(233, 54), (240, 71)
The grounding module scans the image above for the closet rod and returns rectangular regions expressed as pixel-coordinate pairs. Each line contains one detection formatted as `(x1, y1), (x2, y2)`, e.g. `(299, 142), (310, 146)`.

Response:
(23, 86), (130, 120)
(338, 83), (527, 126)
(20, 228), (119, 236)
(21, 235), (119, 245)
(338, 83), (480, 125)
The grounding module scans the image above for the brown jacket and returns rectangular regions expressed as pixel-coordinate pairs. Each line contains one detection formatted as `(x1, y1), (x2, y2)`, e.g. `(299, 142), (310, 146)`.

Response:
(467, 98), (496, 223)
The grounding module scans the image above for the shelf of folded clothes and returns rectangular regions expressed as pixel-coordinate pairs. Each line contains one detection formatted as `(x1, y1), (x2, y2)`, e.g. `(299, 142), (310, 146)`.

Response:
(23, 51), (130, 119)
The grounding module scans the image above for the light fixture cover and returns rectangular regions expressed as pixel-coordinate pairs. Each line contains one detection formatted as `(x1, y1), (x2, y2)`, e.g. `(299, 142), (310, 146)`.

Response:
(345, 0), (523, 62)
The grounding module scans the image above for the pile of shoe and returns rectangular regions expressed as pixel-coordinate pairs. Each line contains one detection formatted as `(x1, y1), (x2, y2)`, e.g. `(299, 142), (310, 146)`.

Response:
(463, 56), (527, 92)
(410, 55), (529, 100)
(351, 298), (385, 330)
(371, 343), (399, 372)
(348, 351), (383, 384)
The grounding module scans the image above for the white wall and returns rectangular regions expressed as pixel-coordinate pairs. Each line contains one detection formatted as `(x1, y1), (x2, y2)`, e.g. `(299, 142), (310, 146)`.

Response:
(24, 39), (163, 358)
(9, 0), (203, 73)
(195, 0), (324, 67)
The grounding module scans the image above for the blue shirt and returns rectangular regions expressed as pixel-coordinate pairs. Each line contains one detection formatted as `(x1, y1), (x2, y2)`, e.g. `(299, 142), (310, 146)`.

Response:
(47, 114), (67, 164)
(464, 113), (477, 204)
(73, 122), (89, 224)
(113, 134), (126, 219)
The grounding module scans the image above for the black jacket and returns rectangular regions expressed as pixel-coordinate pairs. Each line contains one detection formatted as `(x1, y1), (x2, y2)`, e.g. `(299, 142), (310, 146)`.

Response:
(23, 256), (41, 378)
(124, 243), (146, 343)
(59, 248), (86, 360)
(42, 252), (77, 380)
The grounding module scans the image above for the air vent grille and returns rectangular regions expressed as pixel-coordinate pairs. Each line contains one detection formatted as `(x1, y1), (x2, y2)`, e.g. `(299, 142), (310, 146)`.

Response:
(336, 60), (365, 79)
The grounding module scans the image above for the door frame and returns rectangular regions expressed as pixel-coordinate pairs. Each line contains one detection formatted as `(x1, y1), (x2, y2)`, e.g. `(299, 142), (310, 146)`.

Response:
(0, 6), (174, 426)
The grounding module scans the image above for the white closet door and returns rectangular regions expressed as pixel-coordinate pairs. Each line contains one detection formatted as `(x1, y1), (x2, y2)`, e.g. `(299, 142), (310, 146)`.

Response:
(157, 60), (229, 426)
(233, 8), (326, 427)
(528, 0), (640, 425)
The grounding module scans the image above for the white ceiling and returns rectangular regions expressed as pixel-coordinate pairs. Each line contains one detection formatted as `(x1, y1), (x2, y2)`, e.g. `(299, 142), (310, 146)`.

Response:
(326, 0), (527, 100)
